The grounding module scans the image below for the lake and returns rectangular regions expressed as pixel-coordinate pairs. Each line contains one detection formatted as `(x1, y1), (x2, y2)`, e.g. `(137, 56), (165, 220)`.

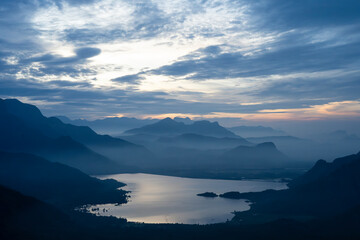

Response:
(87, 173), (287, 224)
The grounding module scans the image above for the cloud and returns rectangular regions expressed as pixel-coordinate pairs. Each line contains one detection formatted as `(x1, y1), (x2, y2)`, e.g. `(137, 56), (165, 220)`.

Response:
(74, 47), (101, 59)
(248, 0), (360, 31)
(1, 0), (360, 129)
(112, 73), (145, 84)
(151, 32), (360, 80)
(25, 47), (101, 65)
(16, 47), (101, 77)
(32, 0), (171, 45)
(47, 80), (92, 88)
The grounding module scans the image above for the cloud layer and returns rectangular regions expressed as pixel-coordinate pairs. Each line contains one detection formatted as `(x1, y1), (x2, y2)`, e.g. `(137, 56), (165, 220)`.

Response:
(0, 0), (360, 127)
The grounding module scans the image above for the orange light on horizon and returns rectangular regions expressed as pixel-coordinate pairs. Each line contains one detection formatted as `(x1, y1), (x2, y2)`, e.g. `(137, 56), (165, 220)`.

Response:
(136, 100), (360, 122)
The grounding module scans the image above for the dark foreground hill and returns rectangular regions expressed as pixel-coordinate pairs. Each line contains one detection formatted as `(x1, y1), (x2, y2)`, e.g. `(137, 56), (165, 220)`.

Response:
(0, 151), (127, 209)
(232, 151), (360, 222)
(0, 184), (78, 240)
(289, 151), (360, 187)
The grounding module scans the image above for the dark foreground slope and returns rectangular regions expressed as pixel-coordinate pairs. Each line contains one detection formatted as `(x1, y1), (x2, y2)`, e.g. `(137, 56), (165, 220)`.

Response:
(289, 152), (360, 187)
(0, 151), (127, 209)
(232, 151), (360, 223)
(0, 184), (79, 240)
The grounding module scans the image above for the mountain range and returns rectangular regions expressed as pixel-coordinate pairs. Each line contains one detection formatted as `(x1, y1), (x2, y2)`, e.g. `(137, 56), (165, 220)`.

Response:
(118, 117), (295, 173)
(0, 98), (303, 177)
(124, 117), (238, 138)
(2, 99), (360, 239)
(0, 98), (152, 173)
(56, 115), (196, 136)
(56, 115), (159, 135)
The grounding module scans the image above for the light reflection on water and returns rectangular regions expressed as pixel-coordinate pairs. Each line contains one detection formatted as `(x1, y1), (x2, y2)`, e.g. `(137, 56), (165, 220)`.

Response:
(88, 173), (287, 224)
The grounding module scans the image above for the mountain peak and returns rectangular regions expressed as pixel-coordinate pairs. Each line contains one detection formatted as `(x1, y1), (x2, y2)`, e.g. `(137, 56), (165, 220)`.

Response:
(193, 120), (219, 126)
(158, 117), (184, 126)
(160, 117), (175, 122)
(125, 117), (237, 137)
(0, 98), (45, 123)
(256, 142), (277, 149)
(173, 117), (193, 124)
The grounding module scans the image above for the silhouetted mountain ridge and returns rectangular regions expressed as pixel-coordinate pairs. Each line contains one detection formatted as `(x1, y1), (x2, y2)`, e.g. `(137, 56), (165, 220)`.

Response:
(125, 117), (238, 137)
(55, 115), (159, 135)
(0, 99), (135, 146)
(0, 107), (120, 174)
(0, 98), (154, 171)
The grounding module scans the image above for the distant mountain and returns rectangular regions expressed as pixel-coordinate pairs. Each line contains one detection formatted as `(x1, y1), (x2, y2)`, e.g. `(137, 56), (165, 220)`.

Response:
(125, 117), (238, 138)
(327, 130), (360, 141)
(246, 135), (303, 143)
(0, 151), (127, 209)
(56, 115), (159, 135)
(0, 98), (154, 170)
(157, 133), (251, 150)
(56, 116), (195, 136)
(220, 142), (290, 169)
(246, 135), (318, 162)
(228, 125), (286, 138)
(173, 117), (194, 124)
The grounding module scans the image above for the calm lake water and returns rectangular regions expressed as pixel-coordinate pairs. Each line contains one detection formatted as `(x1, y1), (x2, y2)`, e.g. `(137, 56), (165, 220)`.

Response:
(88, 173), (287, 224)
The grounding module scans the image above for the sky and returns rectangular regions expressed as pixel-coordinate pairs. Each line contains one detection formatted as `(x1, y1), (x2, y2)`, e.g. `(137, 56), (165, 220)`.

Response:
(1, 0), (360, 133)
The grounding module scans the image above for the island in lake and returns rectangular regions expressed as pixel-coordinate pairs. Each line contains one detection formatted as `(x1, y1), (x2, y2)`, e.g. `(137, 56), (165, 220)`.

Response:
(197, 192), (218, 198)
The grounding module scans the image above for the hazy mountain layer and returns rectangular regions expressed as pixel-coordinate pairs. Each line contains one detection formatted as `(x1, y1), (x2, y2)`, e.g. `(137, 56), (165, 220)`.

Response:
(220, 142), (291, 169)
(228, 125), (286, 138)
